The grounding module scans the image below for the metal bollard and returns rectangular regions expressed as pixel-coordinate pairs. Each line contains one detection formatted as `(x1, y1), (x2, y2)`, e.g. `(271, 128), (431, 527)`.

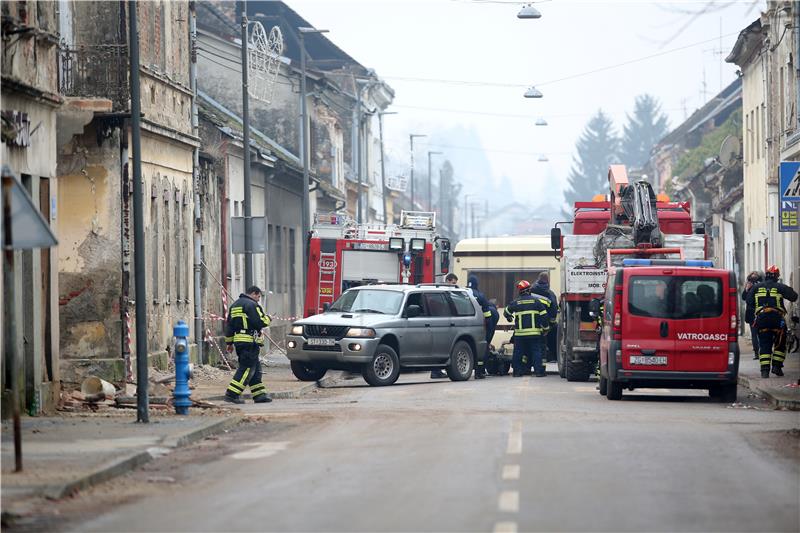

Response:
(173, 320), (192, 415)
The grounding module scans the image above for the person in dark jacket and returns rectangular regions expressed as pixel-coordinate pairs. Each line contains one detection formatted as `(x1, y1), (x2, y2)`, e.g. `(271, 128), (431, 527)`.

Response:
(532, 272), (559, 364)
(742, 271), (763, 360)
(224, 286), (272, 403)
(431, 273), (461, 378)
(504, 280), (551, 377)
(466, 274), (498, 379)
(746, 266), (798, 378)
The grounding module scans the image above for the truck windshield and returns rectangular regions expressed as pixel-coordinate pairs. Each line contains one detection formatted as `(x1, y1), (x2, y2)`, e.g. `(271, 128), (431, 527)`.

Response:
(329, 289), (404, 315)
(628, 276), (723, 319)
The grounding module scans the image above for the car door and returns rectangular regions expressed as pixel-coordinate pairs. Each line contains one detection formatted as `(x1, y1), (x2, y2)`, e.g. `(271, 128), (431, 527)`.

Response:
(400, 292), (433, 364)
(622, 272), (674, 370)
(423, 292), (454, 363)
(449, 289), (480, 350)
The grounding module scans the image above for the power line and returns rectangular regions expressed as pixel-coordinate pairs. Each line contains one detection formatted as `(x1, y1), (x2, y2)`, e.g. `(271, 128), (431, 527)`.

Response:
(415, 141), (571, 157)
(390, 103), (686, 120)
(381, 31), (740, 89)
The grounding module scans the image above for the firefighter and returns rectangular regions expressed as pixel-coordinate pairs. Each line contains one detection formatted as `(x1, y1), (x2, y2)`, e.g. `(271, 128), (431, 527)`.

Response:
(224, 286), (272, 404)
(746, 266), (798, 378)
(504, 280), (552, 377)
(467, 274), (499, 379)
(742, 271), (763, 360)
(532, 272), (559, 363)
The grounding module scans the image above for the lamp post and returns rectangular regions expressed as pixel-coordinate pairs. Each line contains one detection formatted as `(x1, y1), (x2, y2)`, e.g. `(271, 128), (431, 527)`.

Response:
(409, 133), (426, 210)
(463, 193), (473, 239)
(427, 151), (443, 212)
(378, 111), (398, 224)
(298, 26), (328, 295)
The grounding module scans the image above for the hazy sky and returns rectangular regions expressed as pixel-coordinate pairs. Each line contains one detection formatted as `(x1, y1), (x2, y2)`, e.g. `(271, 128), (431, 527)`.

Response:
(289, 0), (763, 210)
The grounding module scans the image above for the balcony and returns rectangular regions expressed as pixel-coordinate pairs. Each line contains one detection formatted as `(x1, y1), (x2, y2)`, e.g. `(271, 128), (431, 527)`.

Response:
(59, 44), (129, 110)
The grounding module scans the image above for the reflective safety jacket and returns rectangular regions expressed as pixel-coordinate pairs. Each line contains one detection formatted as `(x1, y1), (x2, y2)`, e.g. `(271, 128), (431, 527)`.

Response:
(225, 294), (271, 345)
(503, 294), (551, 337)
(746, 280), (798, 317)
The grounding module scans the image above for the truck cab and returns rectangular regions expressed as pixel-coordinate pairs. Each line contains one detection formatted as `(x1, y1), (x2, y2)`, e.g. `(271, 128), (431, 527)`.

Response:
(598, 259), (739, 402)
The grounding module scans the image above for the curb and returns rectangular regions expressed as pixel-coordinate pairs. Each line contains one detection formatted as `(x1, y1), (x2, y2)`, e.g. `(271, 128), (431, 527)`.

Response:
(36, 415), (244, 500)
(739, 374), (800, 410)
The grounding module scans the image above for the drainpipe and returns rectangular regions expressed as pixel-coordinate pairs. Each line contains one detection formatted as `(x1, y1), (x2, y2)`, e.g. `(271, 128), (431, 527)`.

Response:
(190, 2), (203, 364)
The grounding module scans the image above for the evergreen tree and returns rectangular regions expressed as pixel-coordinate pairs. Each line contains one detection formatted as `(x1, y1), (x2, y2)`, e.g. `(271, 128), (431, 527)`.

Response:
(563, 110), (620, 213)
(620, 94), (669, 169)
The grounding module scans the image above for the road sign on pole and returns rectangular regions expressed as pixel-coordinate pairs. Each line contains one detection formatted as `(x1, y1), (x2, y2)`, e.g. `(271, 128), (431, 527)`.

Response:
(779, 162), (800, 232)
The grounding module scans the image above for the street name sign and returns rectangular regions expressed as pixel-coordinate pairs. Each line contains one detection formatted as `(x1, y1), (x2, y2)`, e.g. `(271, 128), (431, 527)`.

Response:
(779, 162), (800, 232)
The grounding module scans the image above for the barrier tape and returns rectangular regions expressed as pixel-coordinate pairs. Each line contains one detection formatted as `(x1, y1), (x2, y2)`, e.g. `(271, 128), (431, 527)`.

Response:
(204, 328), (232, 370)
(124, 311), (133, 382)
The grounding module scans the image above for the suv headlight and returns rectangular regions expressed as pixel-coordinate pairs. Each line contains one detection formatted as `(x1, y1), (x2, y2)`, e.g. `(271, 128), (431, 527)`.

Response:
(345, 327), (376, 338)
(291, 325), (304, 336)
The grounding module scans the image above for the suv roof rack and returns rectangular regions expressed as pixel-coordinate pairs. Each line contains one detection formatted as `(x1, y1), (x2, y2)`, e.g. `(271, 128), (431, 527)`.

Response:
(415, 283), (456, 288)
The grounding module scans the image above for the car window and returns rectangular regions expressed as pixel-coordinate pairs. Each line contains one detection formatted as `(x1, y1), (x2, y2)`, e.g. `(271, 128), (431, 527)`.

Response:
(329, 289), (404, 314)
(449, 291), (476, 316)
(404, 292), (427, 316)
(423, 292), (451, 317)
(628, 276), (723, 319)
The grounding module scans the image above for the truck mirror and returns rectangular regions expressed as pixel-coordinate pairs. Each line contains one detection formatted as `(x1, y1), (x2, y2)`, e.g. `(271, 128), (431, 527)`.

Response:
(694, 226), (705, 235)
(406, 305), (422, 318)
(550, 227), (562, 250)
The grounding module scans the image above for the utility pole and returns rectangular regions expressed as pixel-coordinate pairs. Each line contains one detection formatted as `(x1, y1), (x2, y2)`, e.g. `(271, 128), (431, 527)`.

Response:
(299, 27), (328, 294)
(355, 82), (363, 223)
(238, 0), (253, 288)
(409, 133), (426, 210)
(427, 151), (442, 213)
(190, 1), (203, 364)
(378, 112), (397, 223)
(463, 193), (472, 239)
(129, 0), (148, 423)
(470, 203), (477, 239)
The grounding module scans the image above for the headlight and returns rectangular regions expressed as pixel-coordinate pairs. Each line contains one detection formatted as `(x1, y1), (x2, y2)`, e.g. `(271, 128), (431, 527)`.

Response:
(345, 327), (376, 338)
(291, 325), (304, 335)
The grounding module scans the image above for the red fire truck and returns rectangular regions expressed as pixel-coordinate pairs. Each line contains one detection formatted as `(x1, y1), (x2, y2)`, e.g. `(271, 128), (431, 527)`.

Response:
(303, 211), (451, 317)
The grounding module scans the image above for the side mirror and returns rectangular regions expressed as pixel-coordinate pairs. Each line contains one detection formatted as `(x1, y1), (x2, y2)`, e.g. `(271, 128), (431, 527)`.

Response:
(322, 303), (331, 312)
(406, 304), (422, 318)
(694, 225), (705, 235)
(550, 227), (562, 250)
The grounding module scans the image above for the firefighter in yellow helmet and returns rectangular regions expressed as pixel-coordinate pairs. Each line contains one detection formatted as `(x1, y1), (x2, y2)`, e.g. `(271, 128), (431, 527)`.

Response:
(746, 266), (798, 378)
(504, 280), (553, 377)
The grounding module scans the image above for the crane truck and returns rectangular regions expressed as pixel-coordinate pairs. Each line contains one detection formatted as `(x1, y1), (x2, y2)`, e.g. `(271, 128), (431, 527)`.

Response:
(550, 165), (707, 381)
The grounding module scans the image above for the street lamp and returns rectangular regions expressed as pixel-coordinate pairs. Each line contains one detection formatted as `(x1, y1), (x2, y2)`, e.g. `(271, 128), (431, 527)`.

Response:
(409, 133), (426, 210)
(427, 151), (443, 212)
(535, 118), (548, 126)
(518, 4), (542, 19)
(538, 154), (549, 162)
(524, 86), (543, 98)
(299, 26), (329, 294)
(463, 193), (473, 239)
(378, 111), (398, 224)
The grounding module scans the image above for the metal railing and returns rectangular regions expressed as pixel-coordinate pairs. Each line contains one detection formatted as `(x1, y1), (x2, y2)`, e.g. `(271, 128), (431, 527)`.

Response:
(59, 44), (129, 110)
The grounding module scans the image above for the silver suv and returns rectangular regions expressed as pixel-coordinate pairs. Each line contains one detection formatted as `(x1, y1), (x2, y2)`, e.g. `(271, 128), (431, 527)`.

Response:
(286, 284), (487, 386)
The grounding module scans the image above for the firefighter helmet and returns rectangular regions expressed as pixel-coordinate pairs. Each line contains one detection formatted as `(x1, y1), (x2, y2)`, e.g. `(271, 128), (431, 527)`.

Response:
(766, 265), (780, 279)
(517, 280), (531, 294)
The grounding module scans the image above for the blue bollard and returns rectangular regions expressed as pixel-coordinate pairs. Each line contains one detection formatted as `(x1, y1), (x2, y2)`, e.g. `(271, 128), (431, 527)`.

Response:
(173, 320), (192, 415)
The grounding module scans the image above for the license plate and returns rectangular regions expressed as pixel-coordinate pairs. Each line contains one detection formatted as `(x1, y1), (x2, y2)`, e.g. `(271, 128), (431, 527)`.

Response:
(308, 337), (335, 346)
(630, 355), (667, 366)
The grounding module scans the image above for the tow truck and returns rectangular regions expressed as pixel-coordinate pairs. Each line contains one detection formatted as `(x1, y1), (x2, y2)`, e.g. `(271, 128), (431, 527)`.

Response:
(550, 165), (707, 381)
(304, 211), (451, 317)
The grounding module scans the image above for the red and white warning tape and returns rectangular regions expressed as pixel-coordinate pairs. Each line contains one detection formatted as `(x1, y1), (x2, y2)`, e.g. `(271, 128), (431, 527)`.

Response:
(204, 328), (232, 370)
(125, 311), (133, 381)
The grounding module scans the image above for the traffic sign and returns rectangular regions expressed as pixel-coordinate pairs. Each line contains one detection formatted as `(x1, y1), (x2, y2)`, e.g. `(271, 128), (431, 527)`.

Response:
(779, 162), (800, 232)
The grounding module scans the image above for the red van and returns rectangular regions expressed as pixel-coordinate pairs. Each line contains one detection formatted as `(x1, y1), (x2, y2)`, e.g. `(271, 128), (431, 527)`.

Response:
(598, 259), (739, 402)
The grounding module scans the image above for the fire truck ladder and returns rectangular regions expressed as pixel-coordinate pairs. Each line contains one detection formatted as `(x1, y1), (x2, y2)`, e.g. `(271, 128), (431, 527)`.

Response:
(317, 252), (337, 313)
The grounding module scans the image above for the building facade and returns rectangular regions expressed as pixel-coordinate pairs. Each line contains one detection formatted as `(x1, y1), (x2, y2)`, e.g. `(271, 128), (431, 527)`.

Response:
(1, 0), (62, 414)
(727, 1), (800, 293)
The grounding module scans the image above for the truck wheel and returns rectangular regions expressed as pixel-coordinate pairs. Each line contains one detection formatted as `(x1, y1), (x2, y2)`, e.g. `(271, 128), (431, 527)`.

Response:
(447, 340), (474, 381)
(557, 323), (567, 379)
(599, 376), (608, 396)
(607, 379), (623, 400)
(362, 345), (400, 386)
(290, 361), (327, 382)
(566, 359), (591, 382)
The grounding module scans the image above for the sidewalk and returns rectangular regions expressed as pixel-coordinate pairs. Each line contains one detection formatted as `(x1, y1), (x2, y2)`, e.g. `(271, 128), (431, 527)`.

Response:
(1, 412), (241, 509)
(737, 340), (800, 410)
(193, 351), (344, 402)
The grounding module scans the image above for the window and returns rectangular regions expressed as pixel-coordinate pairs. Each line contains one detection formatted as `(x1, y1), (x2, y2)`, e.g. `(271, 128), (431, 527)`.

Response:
(289, 228), (297, 313)
(449, 291), (476, 316)
(468, 270), (547, 308)
(628, 276), (723, 319)
(404, 293), (426, 315)
(329, 289), (404, 315)
(151, 194), (159, 303)
(268, 224), (275, 292)
(423, 292), (451, 317)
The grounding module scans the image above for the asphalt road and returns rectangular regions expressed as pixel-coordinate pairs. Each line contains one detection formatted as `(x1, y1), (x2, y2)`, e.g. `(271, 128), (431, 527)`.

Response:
(71, 368), (799, 532)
